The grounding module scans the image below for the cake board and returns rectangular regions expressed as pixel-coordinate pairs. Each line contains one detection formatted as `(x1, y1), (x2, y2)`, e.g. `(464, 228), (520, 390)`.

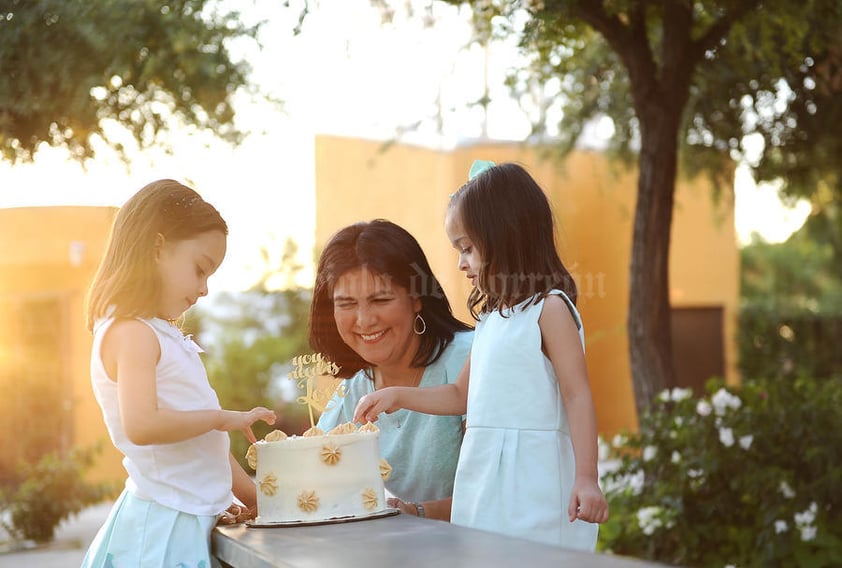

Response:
(246, 507), (399, 528)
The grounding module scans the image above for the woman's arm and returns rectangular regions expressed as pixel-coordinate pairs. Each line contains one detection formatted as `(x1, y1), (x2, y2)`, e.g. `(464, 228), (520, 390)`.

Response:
(389, 497), (452, 522)
(539, 296), (609, 524)
(106, 319), (275, 445)
(353, 356), (471, 424)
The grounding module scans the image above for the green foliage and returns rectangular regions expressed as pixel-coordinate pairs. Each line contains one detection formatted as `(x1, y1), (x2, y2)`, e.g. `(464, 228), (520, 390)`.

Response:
(600, 378), (842, 567)
(739, 308), (842, 381)
(0, 445), (115, 544)
(739, 225), (842, 381)
(0, 0), (262, 162)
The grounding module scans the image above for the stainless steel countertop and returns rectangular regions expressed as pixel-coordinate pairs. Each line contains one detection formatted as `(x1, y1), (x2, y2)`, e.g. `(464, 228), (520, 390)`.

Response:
(213, 512), (663, 568)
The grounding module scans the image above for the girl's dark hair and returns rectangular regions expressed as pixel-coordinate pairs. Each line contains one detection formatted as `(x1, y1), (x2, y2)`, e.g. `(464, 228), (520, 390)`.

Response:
(449, 162), (577, 319)
(309, 219), (472, 378)
(86, 179), (227, 330)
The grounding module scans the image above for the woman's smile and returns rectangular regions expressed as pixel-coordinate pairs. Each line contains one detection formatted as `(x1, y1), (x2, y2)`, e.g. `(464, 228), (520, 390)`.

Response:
(359, 329), (387, 343)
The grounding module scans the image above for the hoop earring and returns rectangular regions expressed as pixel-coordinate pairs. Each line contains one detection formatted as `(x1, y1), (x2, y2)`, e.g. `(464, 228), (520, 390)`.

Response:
(413, 313), (427, 335)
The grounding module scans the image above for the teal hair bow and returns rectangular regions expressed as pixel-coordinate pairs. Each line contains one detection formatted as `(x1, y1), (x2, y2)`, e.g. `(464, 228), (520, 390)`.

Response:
(468, 159), (496, 180)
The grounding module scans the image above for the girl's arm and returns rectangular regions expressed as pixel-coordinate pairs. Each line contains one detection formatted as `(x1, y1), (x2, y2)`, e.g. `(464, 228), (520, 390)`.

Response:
(106, 319), (275, 446)
(539, 296), (609, 524)
(230, 453), (257, 514)
(353, 356), (471, 424)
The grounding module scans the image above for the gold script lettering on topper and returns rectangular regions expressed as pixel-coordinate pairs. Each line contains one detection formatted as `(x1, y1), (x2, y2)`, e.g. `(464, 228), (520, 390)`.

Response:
(288, 353), (345, 427)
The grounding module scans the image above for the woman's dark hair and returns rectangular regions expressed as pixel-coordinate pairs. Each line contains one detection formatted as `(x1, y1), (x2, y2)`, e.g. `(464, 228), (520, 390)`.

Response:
(449, 162), (577, 319)
(309, 219), (471, 378)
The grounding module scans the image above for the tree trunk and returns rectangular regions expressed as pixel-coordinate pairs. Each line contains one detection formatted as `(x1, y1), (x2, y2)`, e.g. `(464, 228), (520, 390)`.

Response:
(627, 103), (681, 419)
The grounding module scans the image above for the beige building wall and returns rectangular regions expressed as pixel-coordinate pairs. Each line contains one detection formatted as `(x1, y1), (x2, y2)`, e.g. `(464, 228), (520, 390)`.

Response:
(314, 135), (739, 436)
(0, 206), (123, 483)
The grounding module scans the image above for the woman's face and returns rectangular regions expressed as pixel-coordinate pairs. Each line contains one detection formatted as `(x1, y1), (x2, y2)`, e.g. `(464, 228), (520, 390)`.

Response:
(332, 267), (422, 370)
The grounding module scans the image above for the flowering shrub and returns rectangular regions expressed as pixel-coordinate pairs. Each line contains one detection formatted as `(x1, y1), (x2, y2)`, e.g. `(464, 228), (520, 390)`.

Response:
(0, 445), (114, 544)
(598, 378), (842, 567)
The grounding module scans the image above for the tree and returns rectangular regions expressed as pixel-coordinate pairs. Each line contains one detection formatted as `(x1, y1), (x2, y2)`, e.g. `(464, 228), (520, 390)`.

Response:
(0, 0), (262, 163)
(429, 0), (842, 417)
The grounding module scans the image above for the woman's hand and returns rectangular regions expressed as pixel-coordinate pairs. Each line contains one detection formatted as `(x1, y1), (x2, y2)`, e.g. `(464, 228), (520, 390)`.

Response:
(387, 497), (419, 516)
(217, 407), (276, 443)
(568, 477), (609, 524)
(353, 388), (400, 424)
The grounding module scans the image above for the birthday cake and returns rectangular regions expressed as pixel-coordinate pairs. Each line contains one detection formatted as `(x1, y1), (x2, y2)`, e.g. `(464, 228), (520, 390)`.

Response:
(247, 422), (392, 524)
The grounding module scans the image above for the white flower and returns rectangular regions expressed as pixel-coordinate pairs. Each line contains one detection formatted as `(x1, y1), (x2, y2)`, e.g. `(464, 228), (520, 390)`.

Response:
(794, 503), (818, 542)
(738, 435), (753, 450)
(671, 451), (681, 464)
(612, 434), (627, 448)
(711, 388), (742, 416)
(696, 400), (712, 416)
(688, 468), (704, 479)
(778, 481), (795, 499)
(719, 427), (735, 447)
(674, 416), (684, 427)
(629, 470), (644, 495)
(800, 526), (817, 542)
(670, 387), (692, 402)
(774, 520), (788, 534)
(657, 390), (671, 403)
(794, 502), (818, 526)
(636, 506), (664, 536)
(643, 445), (657, 462)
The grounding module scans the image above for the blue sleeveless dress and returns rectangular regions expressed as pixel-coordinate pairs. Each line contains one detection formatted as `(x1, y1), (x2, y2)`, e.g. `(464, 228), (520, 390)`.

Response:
(450, 290), (599, 549)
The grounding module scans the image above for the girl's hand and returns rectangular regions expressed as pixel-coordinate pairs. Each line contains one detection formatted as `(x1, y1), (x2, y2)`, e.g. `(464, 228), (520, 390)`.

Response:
(568, 477), (609, 524)
(353, 388), (399, 424)
(218, 407), (276, 443)
(217, 502), (254, 525)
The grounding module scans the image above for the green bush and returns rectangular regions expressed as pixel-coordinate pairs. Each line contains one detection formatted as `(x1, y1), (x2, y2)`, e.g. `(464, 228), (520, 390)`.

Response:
(0, 445), (115, 543)
(599, 377), (842, 567)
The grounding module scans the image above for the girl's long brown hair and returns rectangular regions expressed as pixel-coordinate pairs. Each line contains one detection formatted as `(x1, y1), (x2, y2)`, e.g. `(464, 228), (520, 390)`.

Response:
(449, 162), (577, 319)
(86, 179), (227, 331)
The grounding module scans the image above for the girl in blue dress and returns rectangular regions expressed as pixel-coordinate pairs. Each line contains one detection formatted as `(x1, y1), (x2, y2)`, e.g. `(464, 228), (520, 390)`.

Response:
(355, 162), (608, 549)
(82, 180), (276, 567)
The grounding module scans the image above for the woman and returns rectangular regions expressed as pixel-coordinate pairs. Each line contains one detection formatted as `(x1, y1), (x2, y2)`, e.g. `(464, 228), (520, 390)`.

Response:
(311, 219), (472, 521)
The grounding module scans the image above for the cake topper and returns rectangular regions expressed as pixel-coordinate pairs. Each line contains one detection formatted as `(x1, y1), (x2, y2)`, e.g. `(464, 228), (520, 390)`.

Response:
(288, 352), (345, 428)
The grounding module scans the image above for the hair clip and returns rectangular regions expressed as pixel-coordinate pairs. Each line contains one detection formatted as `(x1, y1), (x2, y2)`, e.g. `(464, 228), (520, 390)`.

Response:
(469, 159), (496, 180)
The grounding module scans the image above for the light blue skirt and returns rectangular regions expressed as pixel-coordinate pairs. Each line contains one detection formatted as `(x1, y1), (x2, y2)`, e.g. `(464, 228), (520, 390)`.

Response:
(81, 489), (219, 568)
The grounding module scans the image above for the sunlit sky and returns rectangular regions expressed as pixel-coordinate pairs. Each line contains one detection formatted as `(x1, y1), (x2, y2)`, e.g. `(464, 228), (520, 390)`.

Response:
(0, 0), (811, 291)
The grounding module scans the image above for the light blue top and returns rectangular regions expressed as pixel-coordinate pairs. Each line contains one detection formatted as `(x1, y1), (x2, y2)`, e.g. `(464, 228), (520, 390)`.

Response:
(451, 291), (598, 550)
(317, 330), (472, 502)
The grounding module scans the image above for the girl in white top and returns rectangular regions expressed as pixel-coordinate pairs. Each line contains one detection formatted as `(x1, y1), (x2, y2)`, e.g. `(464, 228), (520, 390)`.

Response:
(82, 180), (276, 567)
(355, 161), (608, 549)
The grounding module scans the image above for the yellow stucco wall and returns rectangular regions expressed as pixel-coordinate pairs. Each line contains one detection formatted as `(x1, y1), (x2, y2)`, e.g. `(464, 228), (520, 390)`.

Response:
(0, 206), (124, 483)
(314, 135), (739, 437)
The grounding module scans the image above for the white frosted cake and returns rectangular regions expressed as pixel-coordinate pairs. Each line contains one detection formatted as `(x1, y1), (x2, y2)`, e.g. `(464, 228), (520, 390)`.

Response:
(247, 422), (392, 523)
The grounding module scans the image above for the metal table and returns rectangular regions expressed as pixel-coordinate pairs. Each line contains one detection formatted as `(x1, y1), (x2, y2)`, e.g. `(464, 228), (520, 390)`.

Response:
(213, 513), (661, 568)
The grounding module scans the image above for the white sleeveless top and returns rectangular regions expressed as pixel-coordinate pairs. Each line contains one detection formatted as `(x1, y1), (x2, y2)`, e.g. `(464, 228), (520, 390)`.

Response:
(91, 315), (232, 516)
